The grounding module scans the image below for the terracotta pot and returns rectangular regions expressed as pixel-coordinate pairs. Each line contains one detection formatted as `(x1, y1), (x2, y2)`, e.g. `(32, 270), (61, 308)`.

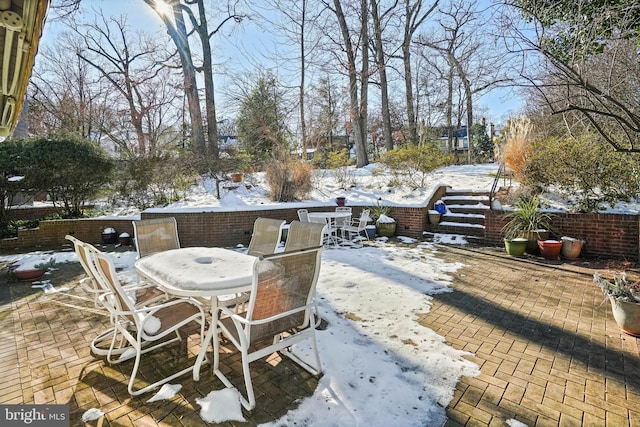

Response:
(118, 232), (131, 246)
(609, 297), (640, 337)
(504, 238), (527, 256)
(524, 230), (549, 255)
(11, 268), (45, 281)
(538, 239), (562, 260)
(336, 197), (346, 207)
(231, 173), (244, 183)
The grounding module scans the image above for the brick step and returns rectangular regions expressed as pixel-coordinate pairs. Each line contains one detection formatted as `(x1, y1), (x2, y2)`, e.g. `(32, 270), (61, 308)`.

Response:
(444, 189), (492, 197)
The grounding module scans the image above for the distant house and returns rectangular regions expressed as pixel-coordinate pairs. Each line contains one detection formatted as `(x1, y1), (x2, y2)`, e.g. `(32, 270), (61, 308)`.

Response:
(434, 126), (469, 152)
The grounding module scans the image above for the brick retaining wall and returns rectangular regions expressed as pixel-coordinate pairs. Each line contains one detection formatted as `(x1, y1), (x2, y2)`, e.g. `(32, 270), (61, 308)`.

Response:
(485, 210), (640, 261)
(5, 198), (638, 261)
(1, 204), (429, 253)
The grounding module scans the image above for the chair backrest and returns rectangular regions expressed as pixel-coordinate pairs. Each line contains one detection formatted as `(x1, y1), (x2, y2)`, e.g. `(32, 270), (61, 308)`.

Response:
(283, 221), (326, 252)
(246, 246), (323, 344)
(356, 209), (371, 230)
(247, 218), (286, 256)
(297, 209), (309, 222)
(93, 252), (136, 316)
(335, 206), (352, 227)
(66, 235), (105, 290)
(132, 217), (180, 258)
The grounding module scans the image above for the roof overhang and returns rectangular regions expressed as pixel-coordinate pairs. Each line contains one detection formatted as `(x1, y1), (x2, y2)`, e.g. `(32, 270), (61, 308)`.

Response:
(0, 0), (50, 141)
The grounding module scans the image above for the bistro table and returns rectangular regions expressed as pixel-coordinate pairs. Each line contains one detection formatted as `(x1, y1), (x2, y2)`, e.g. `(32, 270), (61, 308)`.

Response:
(135, 247), (256, 380)
(307, 211), (351, 246)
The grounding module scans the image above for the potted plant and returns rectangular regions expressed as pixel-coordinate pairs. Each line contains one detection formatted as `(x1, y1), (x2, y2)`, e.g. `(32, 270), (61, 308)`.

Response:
(501, 195), (556, 255)
(504, 237), (528, 256)
(594, 273), (640, 337)
(369, 201), (396, 237)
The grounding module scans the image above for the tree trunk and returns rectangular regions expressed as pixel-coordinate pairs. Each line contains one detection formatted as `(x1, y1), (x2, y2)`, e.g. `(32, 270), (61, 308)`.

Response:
(371, 0), (393, 151)
(195, 0), (219, 162)
(357, 0), (369, 167)
(333, 0), (369, 168)
(403, 40), (417, 145)
(145, 0), (206, 160)
(299, 0), (308, 157)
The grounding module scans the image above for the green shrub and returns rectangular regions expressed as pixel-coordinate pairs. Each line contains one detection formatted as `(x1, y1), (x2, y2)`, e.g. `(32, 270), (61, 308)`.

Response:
(24, 133), (114, 217)
(114, 154), (196, 209)
(524, 134), (640, 212)
(380, 143), (452, 189)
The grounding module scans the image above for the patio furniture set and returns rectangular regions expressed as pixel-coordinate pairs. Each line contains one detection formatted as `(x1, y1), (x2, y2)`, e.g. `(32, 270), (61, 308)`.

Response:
(65, 215), (330, 412)
(297, 207), (371, 247)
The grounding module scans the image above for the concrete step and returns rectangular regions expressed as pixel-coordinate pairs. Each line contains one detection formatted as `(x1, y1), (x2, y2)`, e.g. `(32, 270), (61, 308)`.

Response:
(428, 189), (490, 243)
(441, 194), (490, 207)
(442, 212), (485, 226)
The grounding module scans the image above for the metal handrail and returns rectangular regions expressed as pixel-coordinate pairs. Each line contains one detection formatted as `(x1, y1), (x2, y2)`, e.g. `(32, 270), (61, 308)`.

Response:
(489, 162), (511, 210)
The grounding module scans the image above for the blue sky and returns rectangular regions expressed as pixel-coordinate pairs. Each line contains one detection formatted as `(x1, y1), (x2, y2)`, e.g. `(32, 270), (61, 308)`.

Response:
(39, 0), (522, 127)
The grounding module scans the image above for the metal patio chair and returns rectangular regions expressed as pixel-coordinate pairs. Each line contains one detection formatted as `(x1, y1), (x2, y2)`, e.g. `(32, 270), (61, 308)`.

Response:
(132, 217), (180, 259)
(94, 252), (206, 396)
(247, 217), (286, 256)
(213, 246), (324, 410)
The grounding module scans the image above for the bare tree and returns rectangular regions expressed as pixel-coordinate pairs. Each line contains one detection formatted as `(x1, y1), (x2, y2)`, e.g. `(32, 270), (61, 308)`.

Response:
(503, 0), (640, 152)
(251, 0), (325, 157)
(74, 12), (178, 156)
(401, 0), (439, 146)
(419, 0), (511, 160)
(325, 0), (370, 167)
(144, 0), (246, 171)
(29, 32), (111, 141)
(370, 0), (399, 151)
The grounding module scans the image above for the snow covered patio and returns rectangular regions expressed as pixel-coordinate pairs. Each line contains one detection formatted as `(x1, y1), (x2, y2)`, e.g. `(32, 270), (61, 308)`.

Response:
(1, 241), (639, 426)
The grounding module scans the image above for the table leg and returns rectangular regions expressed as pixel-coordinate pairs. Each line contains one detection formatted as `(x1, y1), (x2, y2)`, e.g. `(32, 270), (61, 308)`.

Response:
(193, 296), (218, 381)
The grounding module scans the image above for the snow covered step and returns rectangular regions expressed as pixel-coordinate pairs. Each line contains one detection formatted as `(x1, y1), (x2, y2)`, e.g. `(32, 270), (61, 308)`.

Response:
(441, 212), (485, 226)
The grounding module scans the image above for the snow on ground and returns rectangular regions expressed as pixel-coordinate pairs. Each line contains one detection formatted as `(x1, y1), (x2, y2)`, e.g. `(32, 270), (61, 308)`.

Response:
(5, 163), (590, 426)
(101, 163), (501, 216)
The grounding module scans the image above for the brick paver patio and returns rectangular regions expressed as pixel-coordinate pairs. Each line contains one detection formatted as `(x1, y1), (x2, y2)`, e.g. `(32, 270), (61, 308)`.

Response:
(1, 244), (639, 426)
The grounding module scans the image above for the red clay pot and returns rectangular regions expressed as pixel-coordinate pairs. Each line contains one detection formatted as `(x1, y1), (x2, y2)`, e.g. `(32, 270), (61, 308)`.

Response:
(538, 240), (563, 260)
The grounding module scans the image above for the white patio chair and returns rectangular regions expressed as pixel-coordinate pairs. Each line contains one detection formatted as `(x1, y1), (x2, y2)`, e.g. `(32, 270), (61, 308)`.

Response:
(341, 208), (371, 242)
(334, 206), (352, 228)
(132, 217), (180, 259)
(68, 237), (167, 357)
(247, 217), (286, 256)
(283, 220), (326, 252)
(213, 246), (324, 410)
(297, 209), (309, 222)
(65, 235), (103, 307)
(308, 214), (338, 246)
(94, 252), (206, 396)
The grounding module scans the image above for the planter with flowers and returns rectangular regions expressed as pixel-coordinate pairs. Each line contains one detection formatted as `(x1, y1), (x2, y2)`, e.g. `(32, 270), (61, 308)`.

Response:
(594, 273), (640, 337)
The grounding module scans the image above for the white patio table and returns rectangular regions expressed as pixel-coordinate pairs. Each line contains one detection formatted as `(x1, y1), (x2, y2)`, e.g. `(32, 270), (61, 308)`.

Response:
(307, 211), (351, 246)
(135, 247), (256, 380)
